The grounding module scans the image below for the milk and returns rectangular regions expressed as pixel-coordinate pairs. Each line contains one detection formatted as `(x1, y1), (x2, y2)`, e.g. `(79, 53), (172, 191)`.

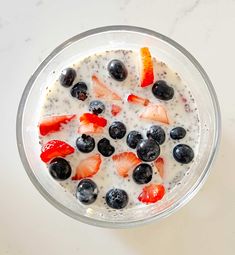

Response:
(39, 50), (200, 209)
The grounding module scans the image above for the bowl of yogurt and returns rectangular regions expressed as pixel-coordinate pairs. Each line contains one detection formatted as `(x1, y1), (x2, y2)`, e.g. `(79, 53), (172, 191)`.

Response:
(16, 26), (221, 228)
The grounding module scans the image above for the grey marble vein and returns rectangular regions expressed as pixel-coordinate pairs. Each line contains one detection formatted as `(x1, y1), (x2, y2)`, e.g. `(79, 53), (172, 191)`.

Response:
(169, 0), (201, 36)
(36, 0), (43, 6)
(25, 38), (32, 43)
(120, 0), (131, 10)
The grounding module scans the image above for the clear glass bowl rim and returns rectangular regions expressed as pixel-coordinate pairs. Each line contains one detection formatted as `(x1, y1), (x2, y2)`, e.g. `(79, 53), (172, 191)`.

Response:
(16, 25), (221, 228)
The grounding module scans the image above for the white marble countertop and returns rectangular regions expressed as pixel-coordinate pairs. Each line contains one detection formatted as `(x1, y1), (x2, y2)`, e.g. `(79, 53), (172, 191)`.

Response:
(0, 0), (234, 254)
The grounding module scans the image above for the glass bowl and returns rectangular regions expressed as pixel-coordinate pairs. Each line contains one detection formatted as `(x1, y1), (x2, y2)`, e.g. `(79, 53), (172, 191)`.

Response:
(16, 26), (221, 228)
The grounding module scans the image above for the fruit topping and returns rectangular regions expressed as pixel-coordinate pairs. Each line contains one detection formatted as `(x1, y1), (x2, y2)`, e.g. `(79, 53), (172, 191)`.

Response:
(136, 139), (160, 162)
(111, 104), (122, 116)
(105, 188), (128, 209)
(154, 157), (164, 178)
(97, 138), (115, 157)
(76, 134), (95, 153)
(138, 184), (165, 204)
(48, 157), (72, 180)
(173, 144), (194, 164)
(112, 152), (141, 177)
(108, 59), (128, 81)
(152, 80), (174, 101)
(127, 94), (150, 106)
(132, 163), (153, 184)
(72, 154), (102, 180)
(109, 121), (126, 139)
(140, 104), (169, 124)
(59, 67), (76, 87)
(89, 100), (105, 115)
(146, 125), (166, 145)
(70, 82), (88, 101)
(80, 113), (107, 127)
(140, 47), (154, 87)
(78, 113), (107, 134)
(78, 124), (103, 134)
(126, 130), (143, 149)
(40, 140), (75, 163)
(76, 179), (98, 205)
(39, 114), (76, 136)
(170, 127), (186, 140)
(92, 75), (121, 100)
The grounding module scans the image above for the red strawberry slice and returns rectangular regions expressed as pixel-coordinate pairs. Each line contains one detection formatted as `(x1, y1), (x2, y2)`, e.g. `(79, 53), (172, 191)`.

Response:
(78, 123), (103, 134)
(127, 94), (150, 106)
(154, 157), (164, 178)
(39, 114), (76, 136)
(80, 113), (107, 127)
(140, 104), (169, 124)
(92, 75), (121, 100)
(138, 184), (165, 204)
(72, 154), (102, 180)
(78, 113), (107, 134)
(112, 152), (141, 177)
(111, 104), (122, 116)
(140, 47), (154, 87)
(40, 140), (75, 163)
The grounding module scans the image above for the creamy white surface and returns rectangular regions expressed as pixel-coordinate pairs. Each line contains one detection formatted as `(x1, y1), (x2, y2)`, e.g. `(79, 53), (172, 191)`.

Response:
(40, 50), (200, 209)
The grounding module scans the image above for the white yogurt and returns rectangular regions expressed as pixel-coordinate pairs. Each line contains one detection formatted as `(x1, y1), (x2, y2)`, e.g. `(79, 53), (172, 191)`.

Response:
(39, 49), (200, 209)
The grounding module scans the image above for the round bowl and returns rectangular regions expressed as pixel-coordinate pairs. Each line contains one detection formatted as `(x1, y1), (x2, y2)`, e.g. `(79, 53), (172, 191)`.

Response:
(16, 26), (221, 228)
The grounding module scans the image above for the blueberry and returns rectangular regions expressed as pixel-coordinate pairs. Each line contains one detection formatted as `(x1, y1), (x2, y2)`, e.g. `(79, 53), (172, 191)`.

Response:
(76, 179), (98, 205)
(126, 131), (143, 149)
(132, 163), (153, 184)
(105, 188), (128, 209)
(146, 125), (166, 145)
(108, 59), (128, 81)
(89, 100), (105, 115)
(59, 68), (76, 87)
(70, 82), (88, 101)
(136, 139), (160, 162)
(173, 144), (194, 164)
(49, 158), (72, 180)
(152, 80), (174, 100)
(109, 121), (126, 139)
(170, 127), (186, 140)
(76, 134), (95, 153)
(97, 138), (115, 157)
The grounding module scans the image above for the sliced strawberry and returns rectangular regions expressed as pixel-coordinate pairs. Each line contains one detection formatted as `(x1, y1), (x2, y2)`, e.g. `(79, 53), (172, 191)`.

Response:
(78, 113), (107, 134)
(72, 154), (102, 180)
(127, 94), (150, 106)
(154, 157), (164, 178)
(39, 114), (76, 136)
(80, 113), (107, 127)
(138, 184), (165, 204)
(92, 75), (121, 100)
(112, 152), (141, 177)
(140, 47), (154, 87)
(78, 123), (103, 134)
(40, 140), (75, 163)
(111, 104), (122, 116)
(140, 104), (169, 124)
